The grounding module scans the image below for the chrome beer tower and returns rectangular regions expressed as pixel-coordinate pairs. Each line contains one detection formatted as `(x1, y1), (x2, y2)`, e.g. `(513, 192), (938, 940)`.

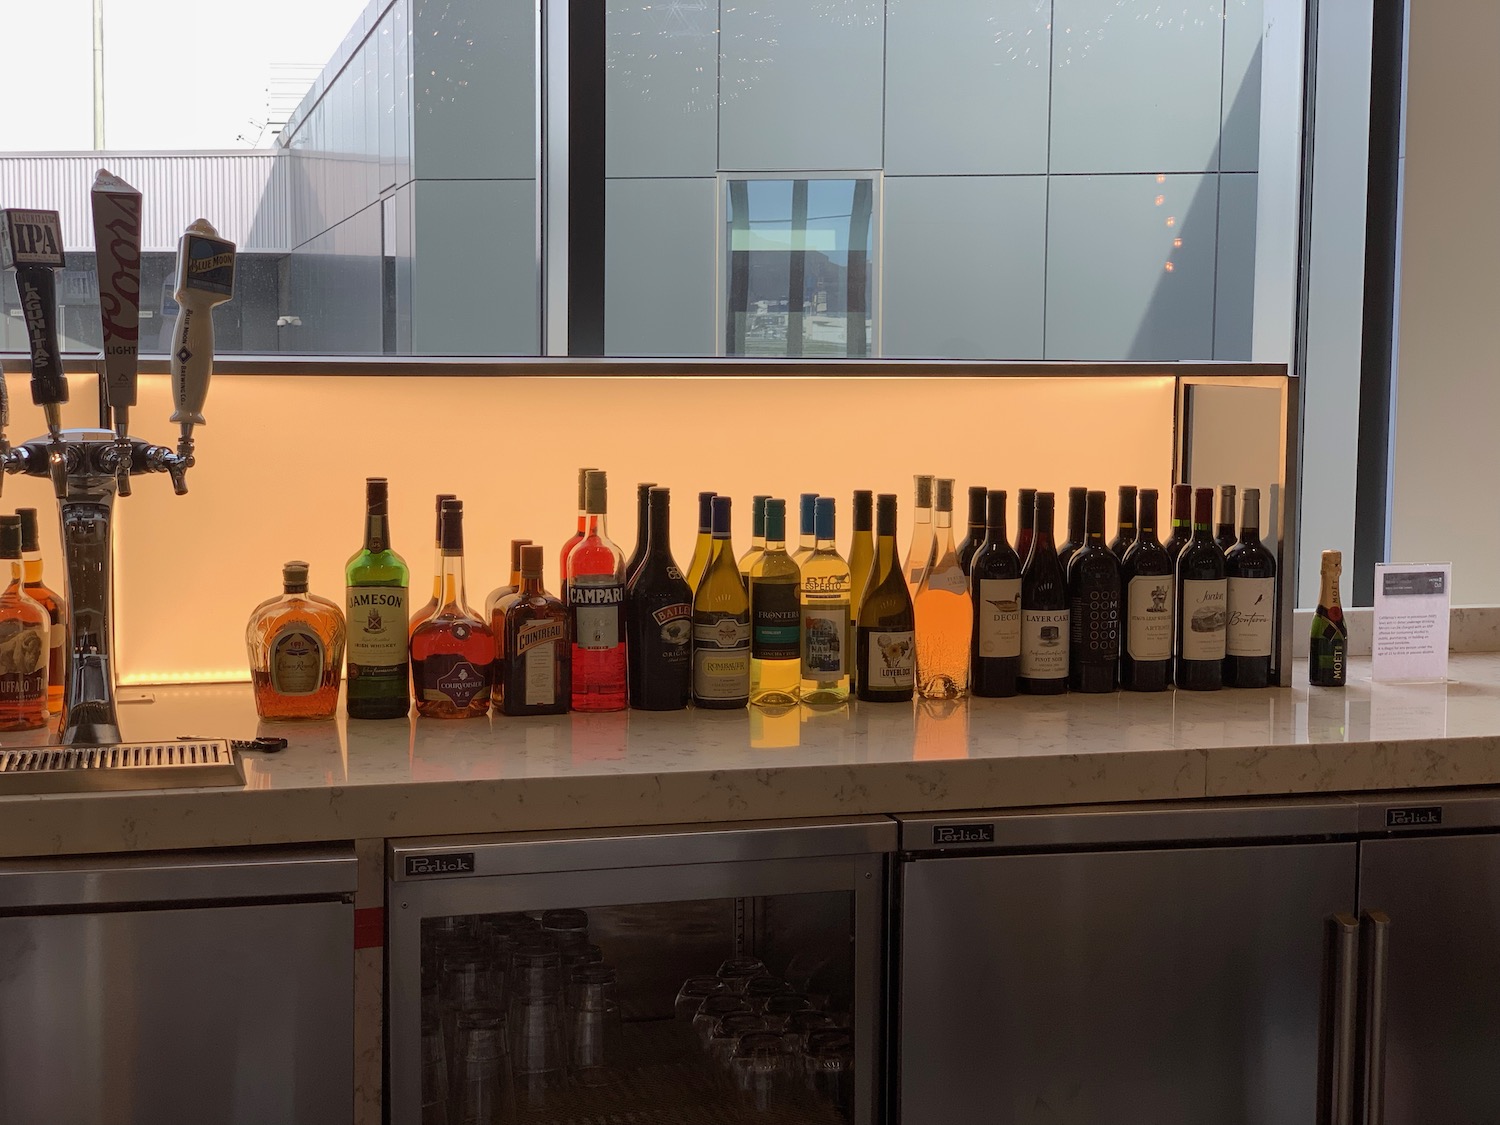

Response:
(1, 178), (236, 744)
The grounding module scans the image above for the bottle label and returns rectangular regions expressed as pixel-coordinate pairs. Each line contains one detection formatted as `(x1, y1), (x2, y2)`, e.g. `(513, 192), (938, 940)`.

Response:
(977, 578), (1022, 658)
(1071, 581), (1121, 663)
(269, 623), (324, 696)
(570, 579), (623, 651)
(694, 613), (750, 700)
(865, 630), (915, 689)
(1181, 579), (1228, 660)
(524, 642), (558, 706)
(1020, 609), (1070, 679)
(923, 562), (969, 595)
(651, 602), (694, 649)
(1227, 577), (1276, 657)
(0, 616), (47, 704)
(752, 583), (801, 660)
(421, 654), (489, 707)
(346, 586), (409, 668)
(1127, 575), (1175, 661)
(516, 619), (567, 656)
(801, 606), (849, 678)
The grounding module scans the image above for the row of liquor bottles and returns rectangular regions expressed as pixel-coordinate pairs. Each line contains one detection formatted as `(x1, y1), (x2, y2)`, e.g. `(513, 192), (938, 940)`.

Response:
(0, 510), (69, 731)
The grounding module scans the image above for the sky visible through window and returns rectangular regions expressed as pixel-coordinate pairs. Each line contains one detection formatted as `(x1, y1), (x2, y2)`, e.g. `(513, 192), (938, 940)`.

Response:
(1, 0), (367, 151)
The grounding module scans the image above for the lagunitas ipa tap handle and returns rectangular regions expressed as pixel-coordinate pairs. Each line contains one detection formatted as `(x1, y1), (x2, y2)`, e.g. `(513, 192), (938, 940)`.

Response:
(168, 219), (235, 452)
(1, 209), (69, 430)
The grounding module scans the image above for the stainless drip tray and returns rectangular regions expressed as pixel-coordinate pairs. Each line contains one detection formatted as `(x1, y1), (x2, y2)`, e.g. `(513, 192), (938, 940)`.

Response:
(0, 740), (246, 794)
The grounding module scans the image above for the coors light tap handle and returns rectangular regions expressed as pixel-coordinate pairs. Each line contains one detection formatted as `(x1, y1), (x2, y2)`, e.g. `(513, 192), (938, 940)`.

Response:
(1, 209), (69, 433)
(91, 170), (143, 496)
(167, 218), (235, 489)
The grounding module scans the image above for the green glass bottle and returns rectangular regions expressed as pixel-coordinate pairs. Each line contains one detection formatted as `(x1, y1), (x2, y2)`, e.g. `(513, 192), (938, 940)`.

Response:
(345, 477), (411, 718)
(800, 497), (852, 705)
(693, 496), (750, 709)
(749, 498), (801, 707)
(856, 494), (915, 702)
(1309, 549), (1347, 687)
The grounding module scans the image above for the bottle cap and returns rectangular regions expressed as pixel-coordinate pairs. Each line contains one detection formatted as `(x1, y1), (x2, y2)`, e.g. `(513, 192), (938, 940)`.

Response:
(521, 544), (545, 579)
(799, 493), (818, 534)
(1086, 490), (1107, 535)
(576, 467), (598, 509)
(1322, 549), (1342, 572)
(966, 486), (986, 525)
(649, 485), (671, 518)
(815, 497), (836, 541)
(1172, 482), (1192, 512)
(638, 481), (657, 501)
(1241, 488), (1261, 529)
(1194, 487), (1215, 525)
(0, 516), (21, 560)
(1034, 491), (1054, 518)
(853, 490), (873, 531)
(509, 538), (532, 570)
(365, 477), (388, 512)
(765, 498), (787, 542)
(585, 470), (607, 515)
(282, 560), (310, 593)
(698, 491), (717, 531)
(752, 495), (769, 537)
(1138, 488), (1159, 525)
(986, 489), (1007, 529)
(16, 508), (39, 553)
(439, 498), (464, 551)
(433, 493), (456, 538)
(1119, 484), (1138, 502)
(711, 495), (733, 538)
(935, 479), (954, 513)
(875, 493), (897, 537)
(914, 475), (934, 508)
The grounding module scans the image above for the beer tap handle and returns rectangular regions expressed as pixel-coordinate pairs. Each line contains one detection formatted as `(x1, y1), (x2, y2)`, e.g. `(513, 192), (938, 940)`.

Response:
(1, 209), (69, 440)
(167, 219), (235, 494)
(92, 171), (143, 499)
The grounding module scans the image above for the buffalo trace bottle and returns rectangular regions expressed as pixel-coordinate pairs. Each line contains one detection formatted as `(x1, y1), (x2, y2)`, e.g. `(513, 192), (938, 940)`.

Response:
(0, 516), (50, 731)
(956, 485), (987, 575)
(846, 489), (875, 691)
(247, 561), (346, 720)
(500, 545), (570, 715)
(902, 475), (935, 590)
(409, 492), (457, 638)
(1309, 549), (1347, 687)
(1120, 488), (1174, 692)
(1163, 483), (1193, 562)
(345, 477), (410, 719)
(1067, 490), (1121, 693)
(1215, 484), (1239, 554)
(1175, 487), (1228, 691)
(970, 489), (1021, 699)
(1225, 487), (1277, 688)
(685, 490), (716, 594)
(623, 481), (657, 586)
(693, 496), (750, 708)
(914, 479), (972, 700)
(410, 500), (495, 718)
(567, 470), (627, 712)
(624, 487), (693, 711)
(739, 494), (770, 581)
(800, 497), (852, 706)
(1057, 486), (1087, 572)
(1019, 492), (1069, 695)
(749, 498), (801, 708)
(16, 508), (65, 715)
(1109, 485), (1138, 561)
(856, 493), (915, 703)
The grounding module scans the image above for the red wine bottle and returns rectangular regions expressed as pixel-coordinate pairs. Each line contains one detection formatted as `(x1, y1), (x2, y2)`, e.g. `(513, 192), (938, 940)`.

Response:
(1121, 489), (1174, 692)
(1067, 490), (1121, 693)
(1057, 486), (1087, 572)
(1224, 487), (1276, 688)
(970, 489), (1021, 698)
(1163, 483), (1193, 562)
(956, 486), (987, 576)
(1175, 487), (1227, 691)
(1109, 485), (1137, 561)
(1215, 484), (1238, 554)
(1019, 492), (1068, 695)
(1015, 488), (1038, 566)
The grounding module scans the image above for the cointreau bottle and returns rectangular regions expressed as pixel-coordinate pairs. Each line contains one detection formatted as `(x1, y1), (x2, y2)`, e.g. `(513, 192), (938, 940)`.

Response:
(410, 500), (495, 718)
(501, 545), (570, 716)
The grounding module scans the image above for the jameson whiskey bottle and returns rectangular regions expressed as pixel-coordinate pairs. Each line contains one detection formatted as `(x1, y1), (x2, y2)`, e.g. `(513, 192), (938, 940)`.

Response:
(346, 477), (410, 718)
(1310, 549), (1348, 687)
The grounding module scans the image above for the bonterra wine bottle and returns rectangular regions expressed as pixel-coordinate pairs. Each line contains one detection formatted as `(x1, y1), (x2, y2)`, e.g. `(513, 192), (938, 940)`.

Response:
(1163, 483), (1193, 562)
(1121, 488), (1174, 692)
(800, 497), (852, 706)
(1309, 549), (1348, 688)
(903, 475), (936, 590)
(749, 498), (801, 708)
(1225, 487), (1277, 688)
(560, 467), (597, 592)
(1067, 490), (1121, 693)
(1019, 492), (1069, 695)
(1215, 484), (1239, 554)
(567, 470), (627, 712)
(410, 492), (456, 638)
(1175, 487), (1228, 691)
(685, 490), (716, 594)
(625, 487), (693, 710)
(914, 479), (972, 700)
(410, 500), (495, 718)
(623, 480), (657, 586)
(739, 494), (770, 581)
(957, 485), (987, 576)
(345, 477), (410, 719)
(970, 489), (1021, 698)
(501, 545), (570, 716)
(1057, 486), (1087, 572)
(857, 493), (915, 703)
(693, 496), (750, 709)
(1109, 485), (1138, 561)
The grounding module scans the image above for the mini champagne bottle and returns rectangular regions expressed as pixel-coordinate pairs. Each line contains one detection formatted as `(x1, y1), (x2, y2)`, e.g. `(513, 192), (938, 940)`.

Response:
(1309, 550), (1347, 687)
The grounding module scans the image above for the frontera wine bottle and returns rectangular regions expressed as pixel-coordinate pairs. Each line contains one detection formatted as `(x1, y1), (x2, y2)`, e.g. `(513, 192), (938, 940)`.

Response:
(692, 496), (749, 708)
(1109, 485), (1138, 561)
(1215, 484), (1238, 554)
(957, 485), (987, 575)
(1175, 487), (1227, 691)
(1058, 487), (1087, 572)
(749, 498), (801, 708)
(625, 487), (692, 710)
(1225, 487), (1276, 688)
(1163, 483), (1192, 563)
(1067, 490), (1121, 693)
(970, 489), (1021, 698)
(1015, 488), (1038, 566)
(1121, 489), (1174, 692)
(857, 494), (915, 703)
(1309, 550), (1347, 687)
(1019, 492), (1068, 695)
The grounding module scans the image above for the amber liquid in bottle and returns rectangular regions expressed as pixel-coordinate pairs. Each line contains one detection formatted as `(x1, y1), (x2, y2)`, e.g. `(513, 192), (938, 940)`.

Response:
(17, 508), (65, 715)
(914, 478), (972, 700)
(410, 493), (457, 638)
(567, 470), (628, 712)
(247, 561), (347, 720)
(410, 500), (495, 718)
(501, 545), (571, 715)
(0, 516), (49, 732)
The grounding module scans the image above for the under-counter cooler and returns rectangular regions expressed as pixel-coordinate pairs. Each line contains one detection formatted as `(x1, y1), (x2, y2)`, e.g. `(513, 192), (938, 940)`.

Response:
(387, 818), (892, 1125)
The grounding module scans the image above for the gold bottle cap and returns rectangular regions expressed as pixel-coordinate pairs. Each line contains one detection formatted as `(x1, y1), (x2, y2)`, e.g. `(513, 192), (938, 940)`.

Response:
(1321, 549), (1342, 572)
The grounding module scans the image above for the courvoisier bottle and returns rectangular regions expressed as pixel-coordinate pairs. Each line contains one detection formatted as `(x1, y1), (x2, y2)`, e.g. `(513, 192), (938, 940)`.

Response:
(624, 487), (693, 710)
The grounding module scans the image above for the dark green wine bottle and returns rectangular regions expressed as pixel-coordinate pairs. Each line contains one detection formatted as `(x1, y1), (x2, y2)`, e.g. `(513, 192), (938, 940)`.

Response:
(345, 478), (411, 719)
(1309, 550), (1347, 687)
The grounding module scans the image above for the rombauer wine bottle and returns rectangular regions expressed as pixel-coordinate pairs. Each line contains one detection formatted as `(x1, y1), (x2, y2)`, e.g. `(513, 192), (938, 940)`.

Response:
(1058, 487), (1087, 572)
(1019, 492), (1069, 695)
(1163, 483), (1192, 562)
(1121, 489), (1174, 691)
(957, 486), (987, 575)
(692, 496), (750, 709)
(1109, 485), (1138, 561)
(1175, 487), (1227, 691)
(625, 487), (692, 710)
(1309, 550), (1347, 687)
(1067, 490), (1121, 693)
(1225, 487), (1276, 688)
(970, 489), (1021, 698)
(856, 494), (915, 702)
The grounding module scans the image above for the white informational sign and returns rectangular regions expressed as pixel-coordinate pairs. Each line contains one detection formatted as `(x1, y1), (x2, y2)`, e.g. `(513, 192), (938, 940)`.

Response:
(1372, 563), (1452, 683)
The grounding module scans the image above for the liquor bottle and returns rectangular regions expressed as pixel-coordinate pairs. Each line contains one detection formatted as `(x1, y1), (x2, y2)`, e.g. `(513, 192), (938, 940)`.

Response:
(1225, 488), (1277, 688)
(1309, 550), (1348, 688)
(246, 561), (346, 720)
(16, 507), (65, 715)
(501, 545), (570, 715)
(847, 489), (875, 690)
(567, 470), (627, 712)
(1175, 487), (1228, 691)
(410, 492), (457, 637)
(685, 490), (716, 593)
(801, 497), (852, 706)
(1015, 488), (1038, 565)
(693, 496), (750, 709)
(856, 493), (915, 703)
(792, 493), (819, 568)
(411, 500), (495, 718)
(903, 475), (936, 590)
(625, 487), (693, 710)
(0, 516), (49, 731)
(1215, 484), (1238, 554)
(485, 538), (532, 629)
(346, 477), (410, 719)
(1057, 487), (1087, 572)
(1163, 483), (1193, 562)
(561, 468), (594, 594)
(1019, 492), (1069, 695)
(623, 481), (657, 585)
(739, 495), (770, 581)
(1067, 490), (1121, 693)
(749, 498), (801, 708)
(970, 489), (1021, 699)
(1109, 485), (1138, 561)
(1121, 488), (1174, 692)
(956, 486), (987, 575)
(914, 479), (971, 700)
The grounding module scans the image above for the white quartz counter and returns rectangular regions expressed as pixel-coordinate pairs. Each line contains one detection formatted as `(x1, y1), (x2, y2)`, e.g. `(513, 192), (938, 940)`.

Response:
(3, 656), (1499, 858)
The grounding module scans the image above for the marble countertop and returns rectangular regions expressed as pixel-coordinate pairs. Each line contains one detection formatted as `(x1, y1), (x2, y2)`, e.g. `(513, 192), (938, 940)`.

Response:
(3, 656), (1500, 858)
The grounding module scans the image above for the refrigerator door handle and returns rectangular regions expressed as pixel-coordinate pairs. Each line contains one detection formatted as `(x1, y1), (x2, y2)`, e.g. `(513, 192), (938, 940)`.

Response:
(1321, 913), (1361, 1125)
(1358, 911), (1392, 1125)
